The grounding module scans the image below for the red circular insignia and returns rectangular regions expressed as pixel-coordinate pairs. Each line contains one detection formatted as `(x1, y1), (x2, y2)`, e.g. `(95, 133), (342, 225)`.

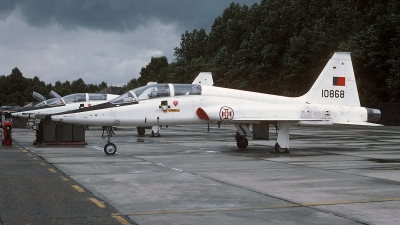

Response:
(220, 106), (234, 121)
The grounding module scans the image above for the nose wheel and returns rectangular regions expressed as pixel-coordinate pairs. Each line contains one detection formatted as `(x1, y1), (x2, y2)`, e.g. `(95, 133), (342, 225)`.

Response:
(102, 126), (117, 155)
(104, 143), (117, 155)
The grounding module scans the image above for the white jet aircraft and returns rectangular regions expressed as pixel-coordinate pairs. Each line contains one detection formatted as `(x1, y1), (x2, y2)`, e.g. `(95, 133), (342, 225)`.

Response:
(12, 93), (118, 120)
(51, 52), (381, 155)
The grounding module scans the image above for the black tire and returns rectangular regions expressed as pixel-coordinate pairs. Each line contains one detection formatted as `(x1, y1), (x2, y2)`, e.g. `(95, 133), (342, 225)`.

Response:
(137, 127), (145, 135)
(151, 130), (161, 137)
(236, 137), (248, 149)
(275, 143), (289, 153)
(104, 143), (117, 155)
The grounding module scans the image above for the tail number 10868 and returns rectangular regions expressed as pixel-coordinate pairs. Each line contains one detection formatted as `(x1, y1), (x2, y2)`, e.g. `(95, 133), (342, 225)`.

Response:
(322, 90), (345, 98)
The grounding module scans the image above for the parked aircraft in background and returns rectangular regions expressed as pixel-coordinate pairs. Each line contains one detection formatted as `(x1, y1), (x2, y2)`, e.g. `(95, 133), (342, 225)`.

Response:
(49, 90), (62, 98)
(51, 53), (381, 155)
(12, 93), (118, 120)
(32, 91), (47, 102)
(18, 91), (62, 108)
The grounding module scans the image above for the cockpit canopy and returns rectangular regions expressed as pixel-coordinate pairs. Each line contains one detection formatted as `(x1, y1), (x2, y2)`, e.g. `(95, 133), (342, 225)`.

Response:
(52, 93), (109, 105)
(62, 93), (86, 104)
(27, 97), (63, 107)
(173, 84), (201, 96)
(110, 84), (202, 105)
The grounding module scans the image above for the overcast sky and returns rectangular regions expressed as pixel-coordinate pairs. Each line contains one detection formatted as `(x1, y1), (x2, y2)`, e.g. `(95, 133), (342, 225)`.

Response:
(0, 0), (260, 86)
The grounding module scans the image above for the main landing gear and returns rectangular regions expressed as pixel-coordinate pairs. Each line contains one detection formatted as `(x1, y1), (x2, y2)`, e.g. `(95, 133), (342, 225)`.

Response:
(151, 130), (161, 137)
(233, 122), (292, 154)
(102, 126), (117, 155)
(137, 127), (146, 135)
(273, 121), (291, 154)
(151, 126), (161, 137)
(235, 133), (248, 149)
(136, 126), (161, 137)
(273, 143), (290, 154)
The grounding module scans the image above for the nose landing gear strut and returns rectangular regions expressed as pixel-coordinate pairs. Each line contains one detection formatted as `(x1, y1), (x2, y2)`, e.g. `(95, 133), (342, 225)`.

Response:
(102, 126), (117, 155)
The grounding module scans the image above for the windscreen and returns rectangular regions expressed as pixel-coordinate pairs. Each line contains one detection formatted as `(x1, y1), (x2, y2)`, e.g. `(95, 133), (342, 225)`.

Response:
(46, 98), (65, 106)
(110, 91), (137, 104)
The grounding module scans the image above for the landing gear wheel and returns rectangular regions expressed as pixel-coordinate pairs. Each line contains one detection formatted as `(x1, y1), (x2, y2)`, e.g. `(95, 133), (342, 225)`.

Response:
(104, 143), (117, 155)
(137, 127), (145, 135)
(274, 143), (290, 154)
(236, 137), (248, 149)
(151, 130), (161, 137)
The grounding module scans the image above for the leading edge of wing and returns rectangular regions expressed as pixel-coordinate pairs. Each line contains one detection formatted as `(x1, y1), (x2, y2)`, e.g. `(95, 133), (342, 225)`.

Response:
(333, 121), (383, 126)
(229, 118), (383, 126)
(230, 118), (326, 122)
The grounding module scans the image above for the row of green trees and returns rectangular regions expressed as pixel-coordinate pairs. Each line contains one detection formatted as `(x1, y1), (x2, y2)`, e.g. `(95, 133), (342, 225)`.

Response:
(136, 0), (399, 107)
(1, 0), (399, 107)
(0, 68), (110, 106)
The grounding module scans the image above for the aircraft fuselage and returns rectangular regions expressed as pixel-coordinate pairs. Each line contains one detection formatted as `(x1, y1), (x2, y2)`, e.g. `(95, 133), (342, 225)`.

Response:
(53, 88), (374, 127)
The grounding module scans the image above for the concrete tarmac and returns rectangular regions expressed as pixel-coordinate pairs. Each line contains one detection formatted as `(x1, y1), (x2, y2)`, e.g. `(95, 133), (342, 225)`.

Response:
(0, 137), (133, 224)
(4, 124), (400, 224)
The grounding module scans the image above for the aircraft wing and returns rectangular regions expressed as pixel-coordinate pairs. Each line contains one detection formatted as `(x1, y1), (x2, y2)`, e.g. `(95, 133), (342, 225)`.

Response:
(333, 121), (383, 126)
(229, 118), (382, 126)
(231, 118), (326, 122)
(196, 105), (330, 124)
(228, 118), (381, 126)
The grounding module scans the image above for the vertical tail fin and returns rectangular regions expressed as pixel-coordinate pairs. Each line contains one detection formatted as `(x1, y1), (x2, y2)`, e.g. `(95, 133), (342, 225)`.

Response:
(304, 52), (360, 106)
(192, 72), (214, 86)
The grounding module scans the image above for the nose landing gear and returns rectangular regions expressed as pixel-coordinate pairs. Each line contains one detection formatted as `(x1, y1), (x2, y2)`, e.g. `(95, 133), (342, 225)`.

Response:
(102, 126), (117, 155)
(104, 142), (117, 155)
